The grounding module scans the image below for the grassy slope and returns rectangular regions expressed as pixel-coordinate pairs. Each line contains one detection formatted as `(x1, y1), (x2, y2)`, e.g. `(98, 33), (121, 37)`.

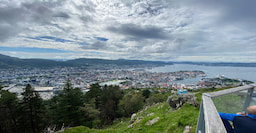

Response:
(62, 86), (243, 133)
(63, 103), (199, 133)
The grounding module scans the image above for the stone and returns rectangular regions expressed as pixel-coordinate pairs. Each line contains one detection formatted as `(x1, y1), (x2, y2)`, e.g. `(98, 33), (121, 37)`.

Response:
(129, 113), (136, 124)
(183, 125), (192, 133)
(146, 117), (160, 126)
(147, 113), (154, 117)
(167, 93), (199, 110)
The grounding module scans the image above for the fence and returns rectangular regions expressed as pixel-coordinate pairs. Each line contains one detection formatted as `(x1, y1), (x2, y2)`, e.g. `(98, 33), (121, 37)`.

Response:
(196, 83), (256, 133)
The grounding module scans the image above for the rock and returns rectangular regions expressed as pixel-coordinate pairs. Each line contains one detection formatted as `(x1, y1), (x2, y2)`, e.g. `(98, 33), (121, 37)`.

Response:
(144, 106), (150, 111)
(146, 117), (160, 126)
(136, 117), (143, 123)
(183, 125), (192, 133)
(129, 113), (136, 124)
(128, 116), (143, 128)
(127, 124), (134, 128)
(147, 113), (154, 117)
(167, 93), (198, 110)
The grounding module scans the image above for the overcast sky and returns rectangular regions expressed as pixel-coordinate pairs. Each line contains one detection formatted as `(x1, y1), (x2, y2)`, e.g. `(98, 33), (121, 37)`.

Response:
(0, 0), (256, 62)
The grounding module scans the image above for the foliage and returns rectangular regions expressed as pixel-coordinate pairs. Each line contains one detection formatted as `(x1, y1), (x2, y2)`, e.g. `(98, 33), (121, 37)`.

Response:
(62, 103), (199, 133)
(19, 84), (46, 133)
(3, 80), (241, 133)
(0, 84), (47, 133)
(146, 91), (170, 105)
(99, 85), (123, 124)
(142, 89), (151, 99)
(62, 86), (242, 133)
(119, 92), (145, 116)
(84, 83), (102, 109)
(0, 89), (19, 133)
(63, 126), (90, 133)
(49, 80), (85, 128)
(79, 103), (100, 128)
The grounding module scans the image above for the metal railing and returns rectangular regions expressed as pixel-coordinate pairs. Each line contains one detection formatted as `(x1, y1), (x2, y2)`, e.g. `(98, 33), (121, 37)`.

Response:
(196, 84), (256, 133)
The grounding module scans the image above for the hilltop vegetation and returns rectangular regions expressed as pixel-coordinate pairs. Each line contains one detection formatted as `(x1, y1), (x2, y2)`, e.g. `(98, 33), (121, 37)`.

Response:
(0, 81), (175, 133)
(63, 103), (199, 133)
(62, 85), (242, 133)
(1, 78), (247, 133)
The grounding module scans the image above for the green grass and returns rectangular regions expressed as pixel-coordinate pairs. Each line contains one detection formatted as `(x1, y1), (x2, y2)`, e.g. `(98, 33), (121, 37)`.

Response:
(63, 103), (199, 133)
(63, 126), (90, 133)
(62, 86), (246, 133)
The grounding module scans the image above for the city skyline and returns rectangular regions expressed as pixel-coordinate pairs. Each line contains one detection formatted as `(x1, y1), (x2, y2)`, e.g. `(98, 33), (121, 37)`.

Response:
(0, 0), (256, 62)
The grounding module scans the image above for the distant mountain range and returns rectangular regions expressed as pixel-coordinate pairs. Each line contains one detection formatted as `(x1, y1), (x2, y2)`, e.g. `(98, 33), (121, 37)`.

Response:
(0, 54), (255, 69)
(0, 54), (168, 69)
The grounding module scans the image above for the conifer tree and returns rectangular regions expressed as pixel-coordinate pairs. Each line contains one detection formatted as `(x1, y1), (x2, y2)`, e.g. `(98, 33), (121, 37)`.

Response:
(100, 85), (123, 124)
(19, 84), (46, 133)
(0, 89), (19, 133)
(84, 83), (102, 109)
(51, 80), (85, 128)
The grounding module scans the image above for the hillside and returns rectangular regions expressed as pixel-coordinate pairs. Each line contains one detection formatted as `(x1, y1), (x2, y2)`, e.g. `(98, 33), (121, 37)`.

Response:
(63, 103), (199, 133)
(61, 86), (239, 133)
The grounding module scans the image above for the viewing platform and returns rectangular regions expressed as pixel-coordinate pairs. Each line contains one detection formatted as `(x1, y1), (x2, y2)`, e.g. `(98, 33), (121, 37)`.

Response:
(196, 83), (256, 133)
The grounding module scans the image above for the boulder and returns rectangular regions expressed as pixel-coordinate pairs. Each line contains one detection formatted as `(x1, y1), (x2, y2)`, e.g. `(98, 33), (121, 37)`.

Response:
(127, 116), (143, 128)
(146, 117), (160, 126)
(147, 113), (154, 117)
(129, 113), (137, 124)
(183, 125), (192, 133)
(167, 93), (198, 110)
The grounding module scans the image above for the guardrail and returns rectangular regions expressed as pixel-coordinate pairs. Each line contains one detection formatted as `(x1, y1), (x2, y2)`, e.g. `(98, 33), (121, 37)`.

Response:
(196, 84), (256, 133)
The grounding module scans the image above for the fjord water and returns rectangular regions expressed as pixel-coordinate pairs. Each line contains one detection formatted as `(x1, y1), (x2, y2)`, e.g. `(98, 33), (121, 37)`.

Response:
(147, 64), (256, 84)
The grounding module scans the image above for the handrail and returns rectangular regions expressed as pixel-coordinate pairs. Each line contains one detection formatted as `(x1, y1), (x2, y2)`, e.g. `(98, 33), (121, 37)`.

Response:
(196, 84), (256, 133)
(207, 84), (256, 98)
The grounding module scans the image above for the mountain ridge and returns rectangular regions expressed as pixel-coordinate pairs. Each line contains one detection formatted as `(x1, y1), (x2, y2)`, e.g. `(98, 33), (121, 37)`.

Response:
(0, 54), (255, 69)
(0, 54), (168, 69)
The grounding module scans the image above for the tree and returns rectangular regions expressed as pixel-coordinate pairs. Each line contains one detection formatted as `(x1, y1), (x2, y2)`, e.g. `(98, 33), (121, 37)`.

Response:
(100, 85), (123, 124)
(142, 89), (151, 99)
(84, 83), (102, 109)
(79, 103), (100, 128)
(119, 92), (145, 116)
(0, 89), (19, 133)
(19, 84), (46, 133)
(146, 92), (169, 105)
(51, 80), (85, 128)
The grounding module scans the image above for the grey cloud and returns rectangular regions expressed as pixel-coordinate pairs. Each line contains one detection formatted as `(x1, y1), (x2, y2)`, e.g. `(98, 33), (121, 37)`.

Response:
(73, 1), (95, 24)
(0, 1), (72, 41)
(0, 7), (26, 24)
(186, 0), (256, 26)
(139, 38), (185, 54)
(22, 2), (52, 24)
(53, 12), (70, 18)
(80, 41), (109, 50)
(107, 24), (170, 40)
(0, 24), (21, 41)
(131, 0), (166, 17)
(0, 6), (26, 41)
(80, 16), (94, 24)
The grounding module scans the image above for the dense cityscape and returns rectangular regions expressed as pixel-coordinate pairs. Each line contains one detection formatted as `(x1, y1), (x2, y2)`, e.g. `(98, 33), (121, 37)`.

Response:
(1, 64), (251, 100)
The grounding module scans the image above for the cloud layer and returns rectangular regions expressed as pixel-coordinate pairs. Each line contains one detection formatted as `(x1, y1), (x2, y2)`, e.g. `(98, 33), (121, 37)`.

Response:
(0, 0), (255, 62)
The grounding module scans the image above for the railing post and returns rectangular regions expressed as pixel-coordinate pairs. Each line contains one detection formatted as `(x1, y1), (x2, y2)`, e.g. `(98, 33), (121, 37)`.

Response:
(242, 86), (255, 113)
(196, 100), (205, 133)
